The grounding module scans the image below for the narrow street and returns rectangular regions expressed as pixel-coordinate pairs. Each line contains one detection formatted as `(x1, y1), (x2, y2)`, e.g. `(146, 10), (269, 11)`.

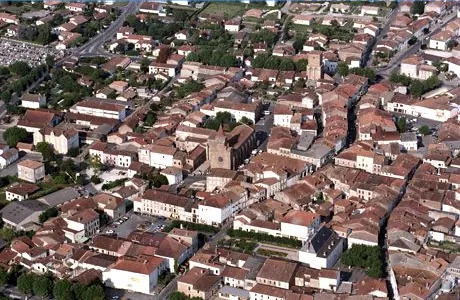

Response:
(378, 165), (417, 300)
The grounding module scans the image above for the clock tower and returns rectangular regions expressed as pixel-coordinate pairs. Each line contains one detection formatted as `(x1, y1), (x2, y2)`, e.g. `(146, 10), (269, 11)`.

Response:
(207, 125), (232, 170)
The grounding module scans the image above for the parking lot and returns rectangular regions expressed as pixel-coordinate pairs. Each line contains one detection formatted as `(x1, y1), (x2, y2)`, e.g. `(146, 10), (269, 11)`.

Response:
(0, 39), (62, 67)
(103, 213), (170, 239)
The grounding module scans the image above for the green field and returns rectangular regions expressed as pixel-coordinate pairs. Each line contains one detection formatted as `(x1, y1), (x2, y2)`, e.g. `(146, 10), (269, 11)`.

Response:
(200, 2), (247, 18)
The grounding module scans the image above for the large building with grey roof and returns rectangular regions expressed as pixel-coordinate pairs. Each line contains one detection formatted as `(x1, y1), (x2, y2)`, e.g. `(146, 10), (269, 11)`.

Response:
(0, 200), (49, 231)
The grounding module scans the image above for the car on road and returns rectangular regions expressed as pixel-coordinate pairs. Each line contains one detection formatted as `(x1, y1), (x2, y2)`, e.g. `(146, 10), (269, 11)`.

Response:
(106, 230), (114, 234)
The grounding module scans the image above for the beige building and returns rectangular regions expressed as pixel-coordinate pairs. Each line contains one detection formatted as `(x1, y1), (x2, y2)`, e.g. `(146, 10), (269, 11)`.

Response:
(177, 267), (221, 300)
(17, 160), (45, 183)
(207, 125), (255, 170)
(306, 51), (323, 81)
(64, 208), (100, 242)
(33, 127), (79, 155)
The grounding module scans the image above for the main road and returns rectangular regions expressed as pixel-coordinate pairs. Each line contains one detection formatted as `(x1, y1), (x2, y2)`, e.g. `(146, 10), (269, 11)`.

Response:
(376, 11), (457, 77)
(76, 1), (144, 57)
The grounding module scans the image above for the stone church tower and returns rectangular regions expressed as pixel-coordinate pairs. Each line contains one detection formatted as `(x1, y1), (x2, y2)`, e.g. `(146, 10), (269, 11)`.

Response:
(306, 51), (323, 81)
(207, 125), (232, 169)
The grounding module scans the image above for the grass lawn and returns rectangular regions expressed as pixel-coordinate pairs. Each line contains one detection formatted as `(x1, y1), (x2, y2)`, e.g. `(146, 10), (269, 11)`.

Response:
(200, 2), (247, 18)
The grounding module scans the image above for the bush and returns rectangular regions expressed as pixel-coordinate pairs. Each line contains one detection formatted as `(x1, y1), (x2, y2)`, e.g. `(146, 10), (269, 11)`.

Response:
(90, 175), (102, 184)
(227, 229), (302, 249)
(101, 178), (127, 190)
(39, 207), (59, 223)
(418, 125), (431, 135)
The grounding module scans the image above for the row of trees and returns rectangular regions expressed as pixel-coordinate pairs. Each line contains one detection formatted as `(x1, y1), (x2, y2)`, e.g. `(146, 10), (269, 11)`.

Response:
(165, 220), (219, 234)
(125, 14), (182, 43)
(0, 63), (48, 105)
(170, 291), (203, 300)
(341, 244), (384, 278)
(252, 53), (308, 73)
(336, 62), (377, 82)
(186, 50), (236, 68)
(11, 272), (105, 300)
(204, 112), (252, 131)
(389, 72), (441, 97)
(174, 80), (204, 99)
(18, 24), (55, 45)
(227, 229), (303, 249)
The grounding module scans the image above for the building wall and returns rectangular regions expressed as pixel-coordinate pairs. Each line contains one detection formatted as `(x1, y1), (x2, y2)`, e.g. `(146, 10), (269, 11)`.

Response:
(18, 165), (45, 183)
(429, 39), (447, 51)
(274, 114), (292, 127)
(280, 219), (319, 241)
(5, 191), (26, 201)
(103, 268), (158, 295)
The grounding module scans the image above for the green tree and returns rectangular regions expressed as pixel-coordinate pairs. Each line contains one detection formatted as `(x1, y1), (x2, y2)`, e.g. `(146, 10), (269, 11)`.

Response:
(9, 61), (31, 76)
(411, 1), (424, 14)
(239, 116), (253, 125)
(3, 127), (28, 147)
(151, 174), (169, 188)
(17, 273), (34, 295)
(295, 59), (308, 73)
(36, 24), (52, 45)
(173, 10), (189, 23)
(54, 279), (74, 300)
(293, 38), (305, 53)
(0, 227), (18, 242)
(140, 58), (150, 74)
(397, 117), (407, 133)
(169, 291), (203, 300)
(82, 284), (105, 300)
(408, 36), (417, 46)
(39, 207), (59, 223)
(45, 55), (55, 68)
(33, 275), (53, 298)
(409, 80), (425, 97)
(215, 111), (232, 124)
(279, 59), (296, 71)
(264, 56), (281, 70)
(36, 142), (55, 162)
(88, 155), (103, 173)
(0, 268), (8, 285)
(336, 62), (349, 77)
(341, 244), (384, 278)
(144, 111), (157, 126)
(219, 54), (236, 68)
(252, 53), (270, 68)
(424, 75), (440, 91)
(418, 125), (431, 135)
(186, 52), (200, 62)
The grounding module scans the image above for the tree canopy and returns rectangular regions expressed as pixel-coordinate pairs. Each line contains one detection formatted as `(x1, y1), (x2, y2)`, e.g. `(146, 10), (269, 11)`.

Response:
(341, 244), (384, 278)
(3, 127), (28, 147)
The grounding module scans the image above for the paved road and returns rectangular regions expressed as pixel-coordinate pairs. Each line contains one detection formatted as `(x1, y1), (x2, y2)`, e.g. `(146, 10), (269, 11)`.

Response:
(255, 103), (274, 152)
(76, 1), (143, 57)
(366, 5), (399, 67)
(376, 12), (457, 77)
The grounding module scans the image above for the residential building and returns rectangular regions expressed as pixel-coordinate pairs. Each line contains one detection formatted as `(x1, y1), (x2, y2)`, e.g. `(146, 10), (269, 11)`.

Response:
(33, 127), (79, 155)
(17, 160), (45, 183)
(21, 93), (46, 109)
(103, 256), (167, 295)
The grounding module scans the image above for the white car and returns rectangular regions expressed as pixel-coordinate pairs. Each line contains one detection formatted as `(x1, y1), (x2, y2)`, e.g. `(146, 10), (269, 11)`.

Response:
(106, 230), (114, 234)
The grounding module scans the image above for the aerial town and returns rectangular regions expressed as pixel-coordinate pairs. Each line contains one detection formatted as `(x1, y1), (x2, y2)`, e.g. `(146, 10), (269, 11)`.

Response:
(0, 0), (459, 300)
